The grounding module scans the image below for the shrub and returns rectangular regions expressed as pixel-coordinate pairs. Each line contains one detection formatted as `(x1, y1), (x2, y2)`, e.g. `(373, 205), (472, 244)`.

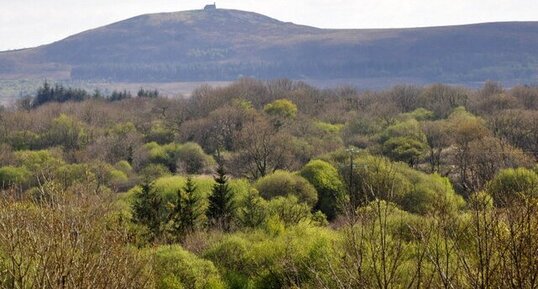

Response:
(486, 168), (538, 206)
(204, 224), (338, 288)
(151, 245), (226, 289)
(300, 159), (346, 220)
(177, 142), (215, 174)
(0, 166), (30, 188)
(400, 171), (465, 215)
(263, 99), (297, 119)
(255, 170), (318, 207)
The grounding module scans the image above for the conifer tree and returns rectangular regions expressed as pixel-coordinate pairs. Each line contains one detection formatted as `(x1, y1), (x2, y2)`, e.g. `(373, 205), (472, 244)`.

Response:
(131, 181), (164, 238)
(168, 176), (202, 240)
(207, 161), (235, 231)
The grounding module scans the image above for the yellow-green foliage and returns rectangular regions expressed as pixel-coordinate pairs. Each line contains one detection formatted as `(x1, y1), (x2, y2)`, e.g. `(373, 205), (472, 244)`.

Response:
(0, 166), (30, 187)
(144, 142), (215, 174)
(400, 107), (435, 121)
(204, 224), (338, 289)
(150, 245), (226, 289)
(486, 167), (538, 205)
(263, 99), (298, 119)
(314, 121), (344, 134)
(123, 175), (252, 215)
(266, 195), (326, 226)
(147, 120), (175, 144)
(45, 114), (88, 150)
(400, 170), (465, 215)
(54, 163), (93, 187)
(300, 159), (345, 220)
(14, 149), (64, 172)
(336, 152), (465, 215)
(115, 160), (133, 174)
(255, 170), (318, 207)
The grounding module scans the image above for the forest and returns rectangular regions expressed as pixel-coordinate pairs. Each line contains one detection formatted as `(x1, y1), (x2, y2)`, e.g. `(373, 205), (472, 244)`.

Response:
(0, 78), (537, 288)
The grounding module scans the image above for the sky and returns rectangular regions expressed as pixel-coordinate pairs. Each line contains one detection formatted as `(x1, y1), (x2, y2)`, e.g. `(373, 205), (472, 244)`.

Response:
(1, 0), (537, 51)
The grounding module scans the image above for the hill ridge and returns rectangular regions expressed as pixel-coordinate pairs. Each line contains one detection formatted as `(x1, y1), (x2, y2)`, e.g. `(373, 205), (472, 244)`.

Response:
(0, 8), (537, 85)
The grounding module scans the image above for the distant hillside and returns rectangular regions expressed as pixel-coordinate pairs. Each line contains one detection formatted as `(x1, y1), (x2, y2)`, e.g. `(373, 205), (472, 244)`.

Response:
(0, 8), (537, 84)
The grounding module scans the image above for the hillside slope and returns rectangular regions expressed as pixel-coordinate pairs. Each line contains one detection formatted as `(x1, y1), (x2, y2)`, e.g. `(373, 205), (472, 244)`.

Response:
(0, 8), (537, 83)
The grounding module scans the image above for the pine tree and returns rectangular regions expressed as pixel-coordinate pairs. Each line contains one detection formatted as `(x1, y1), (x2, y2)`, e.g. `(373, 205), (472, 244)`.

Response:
(207, 162), (235, 231)
(168, 176), (202, 240)
(131, 181), (164, 238)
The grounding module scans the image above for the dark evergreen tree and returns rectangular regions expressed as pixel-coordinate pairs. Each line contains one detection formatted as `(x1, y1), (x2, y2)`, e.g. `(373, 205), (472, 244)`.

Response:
(137, 88), (159, 98)
(207, 162), (235, 231)
(168, 176), (202, 240)
(32, 82), (89, 107)
(131, 181), (164, 238)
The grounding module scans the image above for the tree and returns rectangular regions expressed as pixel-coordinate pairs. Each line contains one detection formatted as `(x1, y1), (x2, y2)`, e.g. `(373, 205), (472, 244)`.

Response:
(379, 119), (428, 166)
(421, 120), (451, 173)
(131, 181), (165, 238)
(300, 160), (346, 220)
(45, 114), (88, 151)
(233, 118), (294, 179)
(176, 142), (215, 174)
(168, 176), (203, 240)
(207, 162), (235, 231)
(255, 170), (318, 208)
(236, 190), (268, 228)
(486, 168), (538, 206)
(264, 98), (298, 128)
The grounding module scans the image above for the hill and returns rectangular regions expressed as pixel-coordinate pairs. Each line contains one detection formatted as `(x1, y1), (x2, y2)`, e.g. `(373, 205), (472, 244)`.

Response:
(0, 8), (537, 84)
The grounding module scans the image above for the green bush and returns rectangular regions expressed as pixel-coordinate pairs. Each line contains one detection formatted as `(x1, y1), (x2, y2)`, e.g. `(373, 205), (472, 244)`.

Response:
(151, 245), (225, 289)
(263, 99), (297, 119)
(204, 224), (338, 289)
(400, 171), (465, 215)
(177, 142), (215, 174)
(0, 166), (30, 187)
(267, 195), (314, 226)
(300, 160), (345, 220)
(14, 149), (64, 172)
(255, 170), (318, 207)
(486, 168), (538, 205)
(139, 163), (171, 180)
(146, 121), (175, 145)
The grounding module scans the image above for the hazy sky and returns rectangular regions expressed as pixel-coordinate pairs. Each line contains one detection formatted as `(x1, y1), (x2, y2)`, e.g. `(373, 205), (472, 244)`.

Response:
(1, 0), (537, 51)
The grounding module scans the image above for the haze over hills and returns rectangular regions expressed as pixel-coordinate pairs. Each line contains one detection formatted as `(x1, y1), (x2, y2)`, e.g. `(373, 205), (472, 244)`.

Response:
(0, 7), (537, 86)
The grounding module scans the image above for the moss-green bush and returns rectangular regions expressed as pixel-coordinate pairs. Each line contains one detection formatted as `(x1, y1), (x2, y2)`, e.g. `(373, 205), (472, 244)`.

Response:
(204, 224), (338, 289)
(300, 159), (345, 220)
(255, 170), (318, 207)
(486, 167), (538, 205)
(0, 166), (30, 187)
(151, 245), (226, 289)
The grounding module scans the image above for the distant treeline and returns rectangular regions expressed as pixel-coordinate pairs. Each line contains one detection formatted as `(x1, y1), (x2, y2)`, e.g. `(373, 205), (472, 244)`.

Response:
(69, 55), (538, 83)
(27, 82), (160, 108)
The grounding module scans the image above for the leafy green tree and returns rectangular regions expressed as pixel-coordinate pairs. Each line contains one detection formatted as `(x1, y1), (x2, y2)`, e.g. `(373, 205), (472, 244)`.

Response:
(236, 190), (268, 228)
(177, 142), (215, 174)
(45, 114), (88, 151)
(380, 119), (428, 166)
(264, 99), (298, 128)
(132, 181), (165, 238)
(486, 168), (538, 206)
(400, 171), (465, 215)
(168, 176), (203, 240)
(151, 245), (226, 289)
(255, 170), (318, 207)
(264, 99), (297, 119)
(300, 160), (345, 220)
(207, 163), (235, 231)
(0, 166), (30, 188)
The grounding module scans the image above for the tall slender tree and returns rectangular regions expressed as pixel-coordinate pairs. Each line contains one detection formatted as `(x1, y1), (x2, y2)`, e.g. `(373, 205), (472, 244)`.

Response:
(131, 181), (164, 238)
(168, 176), (202, 240)
(207, 161), (235, 231)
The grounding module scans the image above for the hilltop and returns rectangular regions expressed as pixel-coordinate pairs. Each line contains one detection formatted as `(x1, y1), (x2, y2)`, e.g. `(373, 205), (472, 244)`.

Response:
(0, 8), (537, 84)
